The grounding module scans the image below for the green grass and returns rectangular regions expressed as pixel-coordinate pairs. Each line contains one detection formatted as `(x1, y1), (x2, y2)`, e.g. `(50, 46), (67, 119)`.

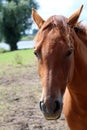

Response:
(0, 49), (36, 65)
(21, 35), (34, 41)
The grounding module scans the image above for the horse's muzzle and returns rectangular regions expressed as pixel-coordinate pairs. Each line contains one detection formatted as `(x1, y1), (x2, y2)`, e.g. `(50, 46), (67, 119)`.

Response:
(39, 99), (63, 120)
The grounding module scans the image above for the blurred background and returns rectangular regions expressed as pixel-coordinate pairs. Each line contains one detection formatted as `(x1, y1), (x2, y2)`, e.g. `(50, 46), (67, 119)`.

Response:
(0, 0), (87, 52)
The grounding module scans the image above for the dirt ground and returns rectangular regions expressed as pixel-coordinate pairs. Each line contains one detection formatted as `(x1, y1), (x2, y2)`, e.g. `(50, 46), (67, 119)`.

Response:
(0, 63), (69, 130)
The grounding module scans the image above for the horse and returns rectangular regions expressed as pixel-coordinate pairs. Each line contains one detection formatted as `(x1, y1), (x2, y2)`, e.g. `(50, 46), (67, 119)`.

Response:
(32, 5), (87, 130)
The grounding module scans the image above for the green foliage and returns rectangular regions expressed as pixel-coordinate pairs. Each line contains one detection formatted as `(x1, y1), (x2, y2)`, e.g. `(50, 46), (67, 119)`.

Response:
(0, 0), (3, 41)
(0, 0), (39, 51)
(6, 0), (19, 4)
(0, 0), (2, 11)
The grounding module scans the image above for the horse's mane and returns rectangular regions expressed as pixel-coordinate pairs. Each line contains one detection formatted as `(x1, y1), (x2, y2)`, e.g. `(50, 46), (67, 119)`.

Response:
(74, 22), (87, 46)
(74, 22), (87, 34)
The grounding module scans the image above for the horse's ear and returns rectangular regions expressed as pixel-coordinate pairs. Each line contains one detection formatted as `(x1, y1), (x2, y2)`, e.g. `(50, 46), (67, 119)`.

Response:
(67, 5), (83, 27)
(32, 8), (45, 29)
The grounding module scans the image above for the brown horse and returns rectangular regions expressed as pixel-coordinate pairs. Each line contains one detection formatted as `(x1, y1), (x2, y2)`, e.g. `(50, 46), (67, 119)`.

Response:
(32, 5), (87, 130)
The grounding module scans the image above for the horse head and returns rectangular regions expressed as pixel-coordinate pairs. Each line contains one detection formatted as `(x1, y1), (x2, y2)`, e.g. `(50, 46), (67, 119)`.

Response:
(32, 5), (83, 120)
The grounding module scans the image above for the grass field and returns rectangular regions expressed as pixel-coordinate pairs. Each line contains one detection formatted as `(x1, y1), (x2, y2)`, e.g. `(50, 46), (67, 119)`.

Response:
(0, 49), (35, 65)
(21, 36), (34, 41)
(0, 49), (68, 130)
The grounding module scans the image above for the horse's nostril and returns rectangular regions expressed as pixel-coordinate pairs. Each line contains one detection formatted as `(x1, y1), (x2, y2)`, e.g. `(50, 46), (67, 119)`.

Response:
(40, 100), (61, 114)
(40, 101), (43, 111)
(40, 101), (45, 112)
(54, 100), (61, 113)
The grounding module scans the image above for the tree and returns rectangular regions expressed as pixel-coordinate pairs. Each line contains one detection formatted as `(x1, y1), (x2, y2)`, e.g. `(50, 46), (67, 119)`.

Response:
(32, 28), (38, 35)
(1, 0), (39, 51)
(0, 0), (3, 41)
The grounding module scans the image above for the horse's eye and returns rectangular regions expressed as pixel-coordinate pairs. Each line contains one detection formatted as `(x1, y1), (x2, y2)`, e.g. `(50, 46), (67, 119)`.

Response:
(66, 48), (73, 57)
(34, 51), (39, 58)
